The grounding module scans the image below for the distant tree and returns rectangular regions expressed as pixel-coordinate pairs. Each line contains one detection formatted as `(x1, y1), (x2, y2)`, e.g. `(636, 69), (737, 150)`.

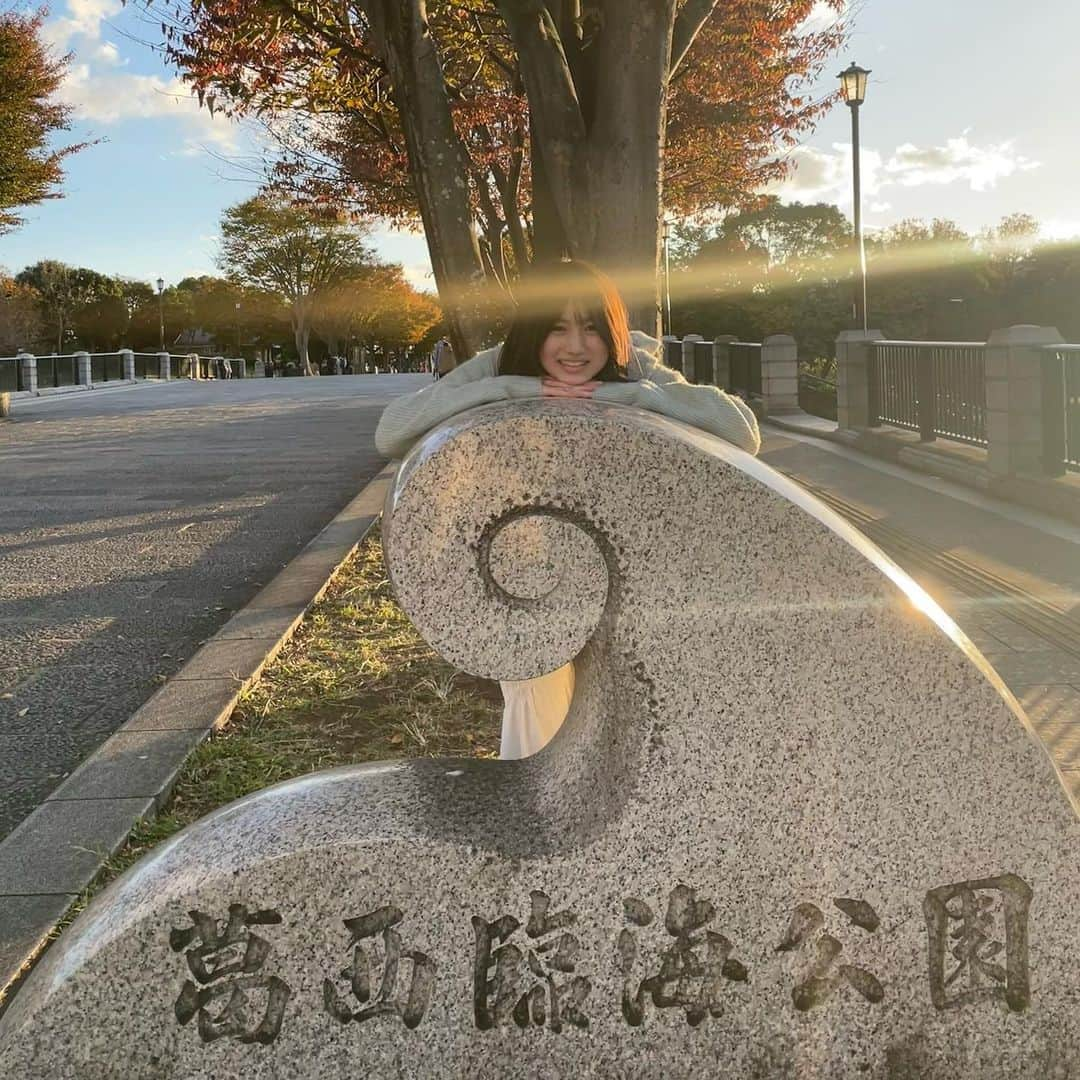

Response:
(15, 261), (116, 352)
(670, 199), (852, 354)
(126, 282), (191, 350)
(0, 274), (44, 353)
(70, 293), (129, 351)
(993, 212), (1040, 243)
(1010, 240), (1080, 340)
(117, 279), (155, 320)
(0, 10), (90, 232)
(311, 265), (440, 360)
(218, 196), (376, 374)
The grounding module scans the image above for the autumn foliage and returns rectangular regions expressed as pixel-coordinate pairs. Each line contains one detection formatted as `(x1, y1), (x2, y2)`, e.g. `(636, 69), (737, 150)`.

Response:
(162, 1), (844, 269)
(0, 9), (89, 232)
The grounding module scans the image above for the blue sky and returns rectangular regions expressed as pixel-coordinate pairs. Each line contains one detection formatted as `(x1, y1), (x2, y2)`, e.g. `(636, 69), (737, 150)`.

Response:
(1, 0), (1077, 292)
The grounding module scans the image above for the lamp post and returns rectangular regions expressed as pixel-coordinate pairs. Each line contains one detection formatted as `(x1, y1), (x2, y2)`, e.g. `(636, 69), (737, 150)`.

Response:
(235, 301), (241, 357)
(838, 62), (871, 331)
(661, 218), (672, 338)
(156, 277), (165, 351)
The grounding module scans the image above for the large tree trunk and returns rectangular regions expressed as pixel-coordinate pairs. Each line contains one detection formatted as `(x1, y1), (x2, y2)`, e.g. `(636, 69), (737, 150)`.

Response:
(293, 303), (316, 375)
(583, 0), (676, 335)
(360, 0), (487, 360)
(498, 0), (681, 337)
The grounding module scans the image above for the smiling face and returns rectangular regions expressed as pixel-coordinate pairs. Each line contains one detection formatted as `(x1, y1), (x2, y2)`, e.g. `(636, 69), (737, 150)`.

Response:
(538, 302), (611, 384)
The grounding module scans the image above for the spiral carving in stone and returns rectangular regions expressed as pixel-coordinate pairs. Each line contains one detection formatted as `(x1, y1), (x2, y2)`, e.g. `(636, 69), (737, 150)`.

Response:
(382, 403), (616, 681)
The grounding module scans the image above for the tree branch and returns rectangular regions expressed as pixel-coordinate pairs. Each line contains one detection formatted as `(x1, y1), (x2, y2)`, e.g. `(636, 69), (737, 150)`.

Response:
(670, 0), (718, 76)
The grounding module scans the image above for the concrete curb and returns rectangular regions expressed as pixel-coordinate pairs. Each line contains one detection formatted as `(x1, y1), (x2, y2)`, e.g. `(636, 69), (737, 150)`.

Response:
(0, 461), (397, 1006)
(7, 378), (167, 407)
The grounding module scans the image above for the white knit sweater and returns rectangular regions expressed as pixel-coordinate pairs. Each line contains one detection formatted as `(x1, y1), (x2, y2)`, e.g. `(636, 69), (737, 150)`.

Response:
(374, 332), (761, 459)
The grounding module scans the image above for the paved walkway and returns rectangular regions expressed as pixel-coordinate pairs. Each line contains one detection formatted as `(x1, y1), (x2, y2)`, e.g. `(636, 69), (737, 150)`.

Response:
(0, 376), (418, 842)
(760, 416), (1080, 798)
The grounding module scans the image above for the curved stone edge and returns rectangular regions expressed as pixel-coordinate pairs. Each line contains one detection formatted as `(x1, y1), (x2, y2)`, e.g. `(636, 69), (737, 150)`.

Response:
(0, 464), (397, 1016)
(385, 400), (1078, 817)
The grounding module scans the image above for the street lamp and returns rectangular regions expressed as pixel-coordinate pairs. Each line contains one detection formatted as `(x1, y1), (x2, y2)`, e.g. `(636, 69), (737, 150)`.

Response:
(156, 277), (165, 351)
(661, 218), (673, 338)
(235, 301), (241, 357)
(838, 62), (871, 331)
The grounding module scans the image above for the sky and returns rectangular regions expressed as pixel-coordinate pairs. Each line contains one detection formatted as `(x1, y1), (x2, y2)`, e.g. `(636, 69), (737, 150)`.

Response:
(1, 0), (1078, 292)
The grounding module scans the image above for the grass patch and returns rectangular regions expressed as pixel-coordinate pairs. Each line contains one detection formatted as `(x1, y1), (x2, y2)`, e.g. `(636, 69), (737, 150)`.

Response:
(51, 521), (501, 934)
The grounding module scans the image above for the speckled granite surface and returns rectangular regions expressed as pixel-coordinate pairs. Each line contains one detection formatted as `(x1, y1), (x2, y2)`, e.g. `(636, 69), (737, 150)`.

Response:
(2, 400), (1078, 1078)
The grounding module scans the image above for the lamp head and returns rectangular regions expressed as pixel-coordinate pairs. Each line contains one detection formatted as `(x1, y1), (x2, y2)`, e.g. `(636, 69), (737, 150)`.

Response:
(838, 62), (871, 106)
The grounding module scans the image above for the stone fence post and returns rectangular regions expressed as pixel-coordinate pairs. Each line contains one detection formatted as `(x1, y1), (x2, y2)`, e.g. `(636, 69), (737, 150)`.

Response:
(120, 348), (135, 381)
(985, 324), (1065, 478)
(74, 351), (92, 386)
(835, 330), (885, 431)
(158, 352), (171, 379)
(711, 335), (737, 391)
(760, 334), (799, 415)
(680, 334), (703, 381)
(17, 352), (37, 395)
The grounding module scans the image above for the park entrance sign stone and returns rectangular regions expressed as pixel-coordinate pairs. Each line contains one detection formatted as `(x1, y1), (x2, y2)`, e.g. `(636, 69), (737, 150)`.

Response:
(1, 400), (1078, 1077)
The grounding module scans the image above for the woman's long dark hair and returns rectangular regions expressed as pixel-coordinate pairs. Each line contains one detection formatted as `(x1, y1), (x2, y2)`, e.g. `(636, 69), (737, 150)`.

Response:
(498, 260), (632, 381)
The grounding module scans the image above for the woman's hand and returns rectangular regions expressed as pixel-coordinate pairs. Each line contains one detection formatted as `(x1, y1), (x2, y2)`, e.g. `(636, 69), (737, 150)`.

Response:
(541, 377), (600, 399)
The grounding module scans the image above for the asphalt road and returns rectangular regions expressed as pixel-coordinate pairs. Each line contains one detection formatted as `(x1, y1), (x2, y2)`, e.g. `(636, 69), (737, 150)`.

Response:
(0, 374), (428, 843)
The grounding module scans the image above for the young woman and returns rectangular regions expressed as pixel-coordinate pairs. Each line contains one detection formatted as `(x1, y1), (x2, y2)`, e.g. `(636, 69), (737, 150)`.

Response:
(375, 260), (760, 460)
(374, 260), (761, 759)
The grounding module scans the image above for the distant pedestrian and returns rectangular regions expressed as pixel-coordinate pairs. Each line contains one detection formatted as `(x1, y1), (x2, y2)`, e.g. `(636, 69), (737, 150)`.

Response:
(222, 358), (233, 380)
(433, 337), (455, 380)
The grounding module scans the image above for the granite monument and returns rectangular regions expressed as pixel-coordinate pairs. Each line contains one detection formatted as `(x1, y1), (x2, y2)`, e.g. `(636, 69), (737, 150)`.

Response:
(0, 400), (1076, 1077)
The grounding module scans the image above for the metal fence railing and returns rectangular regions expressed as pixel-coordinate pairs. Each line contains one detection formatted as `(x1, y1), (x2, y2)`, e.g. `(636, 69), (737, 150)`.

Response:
(89, 352), (124, 383)
(132, 352), (161, 379)
(663, 339), (682, 373)
(0, 357), (21, 393)
(1042, 345), (1080, 474)
(692, 340), (713, 384)
(31, 354), (80, 390)
(729, 342), (762, 398)
(0, 350), (253, 393)
(799, 371), (837, 421)
(870, 341), (987, 447)
(661, 333), (1075, 478)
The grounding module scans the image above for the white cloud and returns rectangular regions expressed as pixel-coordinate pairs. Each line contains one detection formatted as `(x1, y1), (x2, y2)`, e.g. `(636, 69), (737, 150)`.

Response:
(44, 0), (240, 152)
(402, 263), (434, 291)
(883, 137), (1039, 192)
(770, 136), (1039, 205)
(91, 41), (123, 67)
(43, 0), (123, 51)
(767, 144), (883, 204)
(869, 201), (892, 213)
(799, 0), (846, 34)
(57, 64), (240, 151)
(1039, 220), (1080, 242)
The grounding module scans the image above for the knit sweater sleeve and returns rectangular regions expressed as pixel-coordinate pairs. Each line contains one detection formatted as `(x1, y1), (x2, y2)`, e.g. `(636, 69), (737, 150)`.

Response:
(374, 348), (541, 458)
(620, 331), (761, 454)
(592, 378), (761, 455)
